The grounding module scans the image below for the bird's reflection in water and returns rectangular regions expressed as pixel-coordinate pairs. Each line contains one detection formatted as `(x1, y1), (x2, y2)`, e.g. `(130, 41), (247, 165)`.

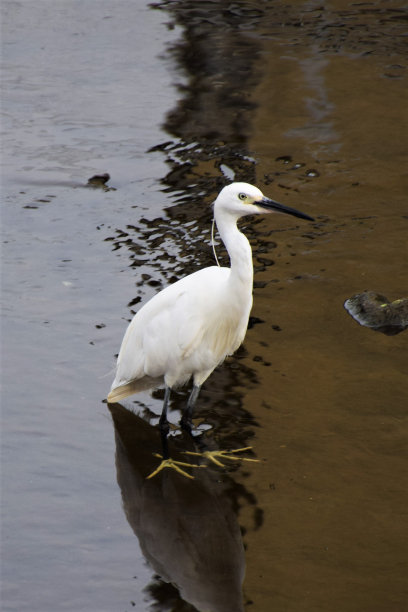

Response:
(109, 402), (254, 612)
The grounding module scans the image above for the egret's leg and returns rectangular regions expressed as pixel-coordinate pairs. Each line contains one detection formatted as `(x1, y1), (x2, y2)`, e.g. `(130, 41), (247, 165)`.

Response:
(159, 385), (171, 457)
(147, 385), (206, 479)
(179, 385), (260, 466)
(180, 384), (201, 435)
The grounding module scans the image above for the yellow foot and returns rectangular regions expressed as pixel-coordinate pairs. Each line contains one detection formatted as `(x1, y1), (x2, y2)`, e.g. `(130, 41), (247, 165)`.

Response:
(184, 446), (260, 468)
(146, 454), (207, 480)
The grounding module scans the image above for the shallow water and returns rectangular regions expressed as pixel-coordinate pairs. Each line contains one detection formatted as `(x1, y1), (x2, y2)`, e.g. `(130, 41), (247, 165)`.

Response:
(1, 1), (407, 611)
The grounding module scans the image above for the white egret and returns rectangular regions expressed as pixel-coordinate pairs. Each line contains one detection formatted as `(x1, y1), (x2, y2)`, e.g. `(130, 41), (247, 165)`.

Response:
(108, 182), (314, 477)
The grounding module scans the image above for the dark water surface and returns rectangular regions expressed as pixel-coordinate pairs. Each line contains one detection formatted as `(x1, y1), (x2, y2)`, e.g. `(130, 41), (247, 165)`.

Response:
(1, 1), (407, 611)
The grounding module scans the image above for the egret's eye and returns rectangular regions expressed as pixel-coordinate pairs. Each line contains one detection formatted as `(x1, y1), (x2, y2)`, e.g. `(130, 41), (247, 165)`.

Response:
(238, 193), (247, 201)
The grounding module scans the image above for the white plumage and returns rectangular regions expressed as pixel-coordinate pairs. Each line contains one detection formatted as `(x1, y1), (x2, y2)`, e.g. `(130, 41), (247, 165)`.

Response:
(110, 266), (248, 398)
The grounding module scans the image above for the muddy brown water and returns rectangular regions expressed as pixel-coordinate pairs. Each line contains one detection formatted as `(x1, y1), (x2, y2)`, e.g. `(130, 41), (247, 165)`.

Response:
(1, 1), (407, 611)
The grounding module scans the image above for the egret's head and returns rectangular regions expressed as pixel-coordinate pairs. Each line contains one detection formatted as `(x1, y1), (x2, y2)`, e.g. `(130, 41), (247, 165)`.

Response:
(214, 182), (314, 221)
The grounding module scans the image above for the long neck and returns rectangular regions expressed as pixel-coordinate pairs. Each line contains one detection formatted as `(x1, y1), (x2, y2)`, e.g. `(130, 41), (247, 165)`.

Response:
(215, 209), (254, 287)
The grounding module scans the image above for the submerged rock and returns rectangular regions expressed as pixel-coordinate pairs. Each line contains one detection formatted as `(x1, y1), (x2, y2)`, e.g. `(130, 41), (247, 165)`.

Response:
(86, 173), (116, 191)
(344, 291), (408, 336)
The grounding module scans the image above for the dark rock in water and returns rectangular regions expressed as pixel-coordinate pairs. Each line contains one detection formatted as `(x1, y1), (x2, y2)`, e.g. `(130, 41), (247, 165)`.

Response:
(344, 291), (408, 335)
(87, 172), (110, 185)
(86, 173), (115, 191)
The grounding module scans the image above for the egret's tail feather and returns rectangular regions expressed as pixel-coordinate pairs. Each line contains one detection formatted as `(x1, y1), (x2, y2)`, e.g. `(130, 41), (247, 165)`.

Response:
(107, 376), (164, 403)
(107, 383), (136, 403)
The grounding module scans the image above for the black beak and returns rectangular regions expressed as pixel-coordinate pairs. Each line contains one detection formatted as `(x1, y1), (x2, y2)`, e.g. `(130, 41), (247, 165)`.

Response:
(259, 197), (314, 221)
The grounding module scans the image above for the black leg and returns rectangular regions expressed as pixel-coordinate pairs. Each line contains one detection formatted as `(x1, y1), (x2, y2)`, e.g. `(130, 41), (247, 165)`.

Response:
(180, 384), (201, 435)
(159, 386), (171, 459)
(147, 385), (205, 479)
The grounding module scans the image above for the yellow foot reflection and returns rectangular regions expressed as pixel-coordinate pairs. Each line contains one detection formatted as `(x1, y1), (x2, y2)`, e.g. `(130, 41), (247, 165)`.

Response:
(184, 447), (260, 468)
(146, 453), (207, 480)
